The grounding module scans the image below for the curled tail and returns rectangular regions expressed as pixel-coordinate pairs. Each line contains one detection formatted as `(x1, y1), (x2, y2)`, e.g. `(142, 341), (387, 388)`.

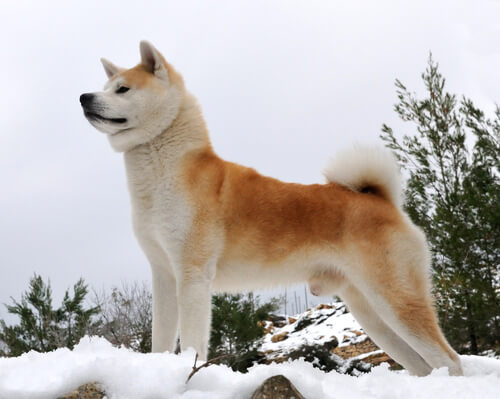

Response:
(323, 146), (403, 208)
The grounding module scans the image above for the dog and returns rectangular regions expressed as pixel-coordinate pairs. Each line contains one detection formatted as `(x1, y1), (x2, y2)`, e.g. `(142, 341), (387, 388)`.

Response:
(80, 41), (463, 376)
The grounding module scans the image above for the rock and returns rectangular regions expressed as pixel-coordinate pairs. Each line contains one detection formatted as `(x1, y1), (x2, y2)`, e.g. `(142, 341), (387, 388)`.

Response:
(58, 383), (105, 399)
(262, 355), (288, 365)
(293, 317), (314, 332)
(333, 337), (380, 359)
(271, 331), (289, 342)
(251, 375), (306, 399)
(285, 341), (352, 374)
(264, 326), (274, 334)
(362, 352), (398, 367)
(288, 317), (297, 324)
(268, 315), (287, 328)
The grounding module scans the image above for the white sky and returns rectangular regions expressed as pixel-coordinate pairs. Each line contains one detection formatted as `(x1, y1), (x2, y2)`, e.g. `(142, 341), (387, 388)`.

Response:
(1, 0), (500, 320)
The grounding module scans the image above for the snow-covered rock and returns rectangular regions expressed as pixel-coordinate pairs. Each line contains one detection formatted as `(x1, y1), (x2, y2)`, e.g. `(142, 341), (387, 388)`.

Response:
(260, 302), (388, 370)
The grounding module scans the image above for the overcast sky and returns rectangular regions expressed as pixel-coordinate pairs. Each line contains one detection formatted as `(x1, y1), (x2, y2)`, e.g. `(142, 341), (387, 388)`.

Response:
(1, 0), (500, 320)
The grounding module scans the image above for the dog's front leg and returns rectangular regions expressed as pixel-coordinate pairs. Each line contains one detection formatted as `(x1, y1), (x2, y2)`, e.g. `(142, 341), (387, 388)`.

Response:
(177, 263), (214, 361)
(151, 265), (179, 353)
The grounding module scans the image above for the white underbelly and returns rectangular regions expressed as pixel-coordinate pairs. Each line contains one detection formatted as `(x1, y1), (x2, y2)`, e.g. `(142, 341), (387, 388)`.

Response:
(212, 260), (311, 293)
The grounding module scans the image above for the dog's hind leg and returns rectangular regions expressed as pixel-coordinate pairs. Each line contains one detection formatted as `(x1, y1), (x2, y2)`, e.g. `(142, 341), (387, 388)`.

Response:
(351, 229), (463, 375)
(340, 283), (433, 376)
(361, 282), (462, 375)
(309, 267), (434, 375)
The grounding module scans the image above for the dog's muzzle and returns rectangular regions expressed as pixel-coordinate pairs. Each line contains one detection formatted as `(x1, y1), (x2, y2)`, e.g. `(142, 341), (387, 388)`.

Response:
(79, 93), (127, 124)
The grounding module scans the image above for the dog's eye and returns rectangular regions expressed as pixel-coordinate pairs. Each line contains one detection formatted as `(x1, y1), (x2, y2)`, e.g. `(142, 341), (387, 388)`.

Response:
(116, 86), (130, 94)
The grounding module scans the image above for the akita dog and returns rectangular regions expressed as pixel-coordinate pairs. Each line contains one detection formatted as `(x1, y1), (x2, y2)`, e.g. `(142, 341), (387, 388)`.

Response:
(80, 41), (463, 376)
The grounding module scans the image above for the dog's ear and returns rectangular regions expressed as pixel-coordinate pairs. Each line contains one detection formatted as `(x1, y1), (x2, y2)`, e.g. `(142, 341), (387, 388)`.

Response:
(101, 58), (123, 79)
(140, 41), (168, 81)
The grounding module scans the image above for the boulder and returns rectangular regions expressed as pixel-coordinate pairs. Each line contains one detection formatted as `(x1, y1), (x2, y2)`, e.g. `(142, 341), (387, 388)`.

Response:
(58, 383), (105, 399)
(271, 331), (289, 342)
(251, 375), (306, 399)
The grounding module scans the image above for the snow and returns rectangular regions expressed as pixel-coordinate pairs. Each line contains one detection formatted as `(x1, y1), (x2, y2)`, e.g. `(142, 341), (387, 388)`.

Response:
(260, 302), (370, 359)
(0, 337), (499, 399)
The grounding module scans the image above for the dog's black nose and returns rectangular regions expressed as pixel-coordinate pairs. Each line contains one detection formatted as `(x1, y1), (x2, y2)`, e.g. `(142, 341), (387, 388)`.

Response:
(80, 93), (94, 107)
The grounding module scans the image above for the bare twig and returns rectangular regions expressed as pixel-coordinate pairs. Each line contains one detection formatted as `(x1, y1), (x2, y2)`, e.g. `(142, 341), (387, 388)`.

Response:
(185, 353), (232, 384)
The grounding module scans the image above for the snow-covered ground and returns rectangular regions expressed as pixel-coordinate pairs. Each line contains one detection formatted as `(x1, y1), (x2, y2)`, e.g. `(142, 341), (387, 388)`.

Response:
(260, 302), (370, 358)
(1, 337), (499, 399)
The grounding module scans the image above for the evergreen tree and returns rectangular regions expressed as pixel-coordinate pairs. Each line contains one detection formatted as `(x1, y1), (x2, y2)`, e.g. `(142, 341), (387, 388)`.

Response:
(381, 55), (500, 354)
(0, 275), (99, 356)
(209, 293), (279, 371)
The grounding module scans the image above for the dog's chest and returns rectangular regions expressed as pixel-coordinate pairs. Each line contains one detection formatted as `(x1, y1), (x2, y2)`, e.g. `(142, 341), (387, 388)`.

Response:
(124, 148), (192, 254)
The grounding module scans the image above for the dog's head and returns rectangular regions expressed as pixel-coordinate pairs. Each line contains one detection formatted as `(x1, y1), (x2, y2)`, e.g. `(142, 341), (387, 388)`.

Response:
(80, 41), (185, 152)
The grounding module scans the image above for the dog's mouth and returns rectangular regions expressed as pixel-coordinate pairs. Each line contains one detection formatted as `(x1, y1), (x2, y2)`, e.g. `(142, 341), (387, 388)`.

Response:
(84, 111), (127, 124)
